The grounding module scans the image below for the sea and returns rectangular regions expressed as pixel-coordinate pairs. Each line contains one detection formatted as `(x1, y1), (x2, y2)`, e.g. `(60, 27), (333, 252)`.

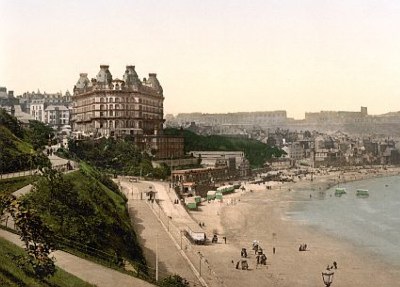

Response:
(286, 175), (400, 266)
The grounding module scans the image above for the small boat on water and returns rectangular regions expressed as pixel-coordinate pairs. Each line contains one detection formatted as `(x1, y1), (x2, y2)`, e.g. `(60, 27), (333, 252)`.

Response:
(335, 188), (347, 197)
(356, 189), (369, 197)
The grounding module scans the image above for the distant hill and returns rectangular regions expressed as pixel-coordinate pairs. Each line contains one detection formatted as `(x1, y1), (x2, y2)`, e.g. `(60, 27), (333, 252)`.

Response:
(164, 128), (285, 168)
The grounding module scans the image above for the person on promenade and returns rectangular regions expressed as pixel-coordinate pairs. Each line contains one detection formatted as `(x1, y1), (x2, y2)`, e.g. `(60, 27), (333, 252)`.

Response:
(241, 248), (247, 258)
(260, 254), (267, 265)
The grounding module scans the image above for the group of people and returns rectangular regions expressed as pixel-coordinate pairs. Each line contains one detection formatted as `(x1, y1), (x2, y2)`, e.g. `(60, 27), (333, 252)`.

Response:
(299, 243), (308, 251)
(327, 261), (338, 270)
(256, 252), (267, 266)
(235, 240), (272, 271)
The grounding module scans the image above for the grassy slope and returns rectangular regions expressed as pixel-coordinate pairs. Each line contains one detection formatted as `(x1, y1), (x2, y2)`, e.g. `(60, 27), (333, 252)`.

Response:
(77, 162), (128, 215)
(0, 237), (94, 287)
(44, 164), (145, 267)
(0, 126), (33, 155)
(0, 176), (34, 196)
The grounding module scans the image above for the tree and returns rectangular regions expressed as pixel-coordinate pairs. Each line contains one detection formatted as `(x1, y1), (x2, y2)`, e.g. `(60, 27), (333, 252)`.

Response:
(2, 196), (56, 280)
(24, 120), (54, 150)
(0, 108), (24, 138)
(164, 127), (286, 168)
(159, 275), (190, 287)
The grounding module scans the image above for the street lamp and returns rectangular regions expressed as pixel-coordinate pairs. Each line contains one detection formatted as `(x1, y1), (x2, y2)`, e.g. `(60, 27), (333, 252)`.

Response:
(198, 251), (203, 276)
(322, 268), (334, 287)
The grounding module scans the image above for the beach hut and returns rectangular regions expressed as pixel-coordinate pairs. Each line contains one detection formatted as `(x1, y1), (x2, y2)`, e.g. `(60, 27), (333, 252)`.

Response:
(194, 196), (202, 205)
(335, 188), (346, 197)
(217, 185), (235, 194)
(356, 189), (369, 197)
(185, 197), (198, 210)
(207, 190), (216, 200)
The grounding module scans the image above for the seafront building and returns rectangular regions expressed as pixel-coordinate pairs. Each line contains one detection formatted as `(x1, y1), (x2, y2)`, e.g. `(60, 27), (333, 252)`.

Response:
(71, 64), (184, 159)
(189, 151), (251, 177)
(171, 166), (230, 196)
(72, 65), (164, 138)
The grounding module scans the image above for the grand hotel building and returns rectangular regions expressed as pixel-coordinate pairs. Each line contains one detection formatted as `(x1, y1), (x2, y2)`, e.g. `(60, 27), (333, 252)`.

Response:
(71, 64), (183, 159)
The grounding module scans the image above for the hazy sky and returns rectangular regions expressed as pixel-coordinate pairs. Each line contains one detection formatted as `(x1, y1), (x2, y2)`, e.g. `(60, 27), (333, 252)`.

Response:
(1, 0), (400, 119)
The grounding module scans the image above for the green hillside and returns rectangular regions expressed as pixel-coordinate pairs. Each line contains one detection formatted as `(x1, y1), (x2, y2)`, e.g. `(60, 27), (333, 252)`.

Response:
(0, 237), (94, 287)
(164, 128), (285, 168)
(0, 109), (50, 173)
(23, 164), (146, 272)
(67, 137), (170, 178)
(0, 176), (34, 196)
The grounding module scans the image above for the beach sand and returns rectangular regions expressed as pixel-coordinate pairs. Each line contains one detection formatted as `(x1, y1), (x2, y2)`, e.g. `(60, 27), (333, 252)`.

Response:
(190, 167), (400, 287)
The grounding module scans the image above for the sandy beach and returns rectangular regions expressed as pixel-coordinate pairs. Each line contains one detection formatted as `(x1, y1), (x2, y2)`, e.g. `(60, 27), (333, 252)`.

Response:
(189, 167), (400, 287)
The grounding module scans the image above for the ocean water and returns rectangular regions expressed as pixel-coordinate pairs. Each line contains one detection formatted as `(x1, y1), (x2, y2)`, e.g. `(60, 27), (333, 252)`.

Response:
(287, 175), (400, 266)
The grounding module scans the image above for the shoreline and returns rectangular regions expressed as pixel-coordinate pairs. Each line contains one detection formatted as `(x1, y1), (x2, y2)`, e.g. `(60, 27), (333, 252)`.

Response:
(190, 166), (400, 286)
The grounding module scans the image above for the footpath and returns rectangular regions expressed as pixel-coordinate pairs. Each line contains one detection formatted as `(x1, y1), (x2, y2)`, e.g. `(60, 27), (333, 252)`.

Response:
(0, 229), (154, 287)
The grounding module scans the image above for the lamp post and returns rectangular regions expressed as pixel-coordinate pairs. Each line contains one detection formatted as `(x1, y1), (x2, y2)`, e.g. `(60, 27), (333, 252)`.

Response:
(198, 251), (203, 276)
(322, 268), (334, 287)
(155, 233), (159, 281)
(180, 230), (183, 250)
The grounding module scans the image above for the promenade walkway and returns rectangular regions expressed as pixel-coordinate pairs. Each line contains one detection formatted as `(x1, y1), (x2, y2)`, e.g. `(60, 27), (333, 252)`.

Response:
(119, 180), (201, 284)
(119, 179), (225, 287)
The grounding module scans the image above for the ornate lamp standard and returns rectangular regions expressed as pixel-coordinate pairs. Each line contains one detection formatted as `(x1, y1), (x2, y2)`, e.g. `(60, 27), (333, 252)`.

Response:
(322, 268), (334, 287)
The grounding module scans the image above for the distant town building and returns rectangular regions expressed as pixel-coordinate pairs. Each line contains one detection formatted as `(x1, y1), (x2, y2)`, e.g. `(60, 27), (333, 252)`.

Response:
(30, 99), (45, 122)
(167, 111), (289, 136)
(171, 167), (229, 196)
(189, 151), (251, 177)
(305, 106), (368, 123)
(11, 90), (72, 128)
(44, 105), (70, 127)
(0, 86), (18, 109)
(173, 111), (287, 125)
(282, 142), (304, 160)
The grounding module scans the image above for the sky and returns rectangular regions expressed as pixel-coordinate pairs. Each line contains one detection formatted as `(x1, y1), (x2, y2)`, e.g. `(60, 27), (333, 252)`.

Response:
(1, 0), (400, 119)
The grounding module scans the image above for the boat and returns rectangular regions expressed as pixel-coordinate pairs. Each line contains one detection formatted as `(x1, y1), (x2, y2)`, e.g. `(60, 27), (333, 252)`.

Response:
(356, 189), (369, 197)
(335, 188), (347, 197)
